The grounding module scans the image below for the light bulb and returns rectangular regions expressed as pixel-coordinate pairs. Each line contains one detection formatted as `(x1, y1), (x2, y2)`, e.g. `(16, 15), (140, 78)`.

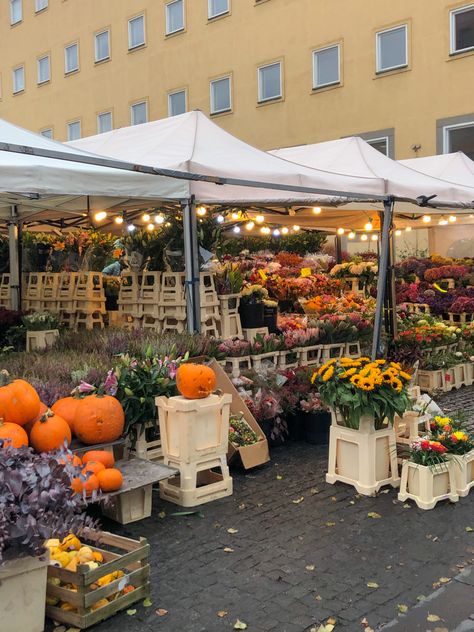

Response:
(312, 207), (322, 215)
(233, 226), (241, 234)
(245, 221), (255, 231)
(94, 211), (107, 222)
(438, 218), (448, 226)
(372, 234), (379, 240)
(337, 228), (345, 235)
(364, 221), (373, 231)
(470, 214), (474, 219)
(422, 215), (431, 223)
(281, 226), (289, 234)
(394, 230), (402, 237)
(216, 215), (224, 223)
(293, 225), (300, 232)
(197, 206), (207, 216)
(348, 231), (355, 239)
(361, 234), (368, 241)
(261, 226), (271, 235)
(142, 213), (151, 222)
(255, 214), (265, 224)
(448, 215), (457, 222)
(114, 216), (124, 225)
(405, 226), (412, 232)
(273, 229), (281, 236)
(147, 223), (155, 231)
(155, 214), (165, 224)
(231, 212), (240, 220)
(127, 223), (136, 232)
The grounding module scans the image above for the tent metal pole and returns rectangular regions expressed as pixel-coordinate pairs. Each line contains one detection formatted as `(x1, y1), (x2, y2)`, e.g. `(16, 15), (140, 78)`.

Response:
(183, 197), (201, 334)
(335, 234), (343, 264)
(8, 205), (20, 311)
(371, 197), (394, 360)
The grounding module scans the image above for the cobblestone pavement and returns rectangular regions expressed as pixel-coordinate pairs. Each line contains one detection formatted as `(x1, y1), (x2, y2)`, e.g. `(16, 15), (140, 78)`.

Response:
(54, 386), (474, 632)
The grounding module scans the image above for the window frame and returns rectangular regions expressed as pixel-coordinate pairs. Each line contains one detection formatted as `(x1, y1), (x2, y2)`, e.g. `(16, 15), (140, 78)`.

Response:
(67, 120), (81, 141)
(10, 0), (22, 25)
(130, 100), (148, 126)
(97, 111), (113, 134)
(312, 43), (341, 90)
(168, 89), (187, 117)
(128, 14), (146, 50)
(450, 4), (474, 54)
(443, 119), (474, 154)
(208, 0), (229, 20)
(94, 29), (111, 63)
(375, 24), (408, 73)
(35, 0), (48, 13)
(209, 75), (232, 115)
(12, 65), (25, 94)
(64, 42), (79, 75)
(37, 54), (50, 85)
(257, 61), (283, 103)
(40, 127), (53, 139)
(366, 136), (389, 155)
(165, 0), (185, 35)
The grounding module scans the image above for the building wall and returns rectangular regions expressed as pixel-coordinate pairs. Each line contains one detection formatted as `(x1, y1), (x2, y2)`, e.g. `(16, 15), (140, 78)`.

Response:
(0, 0), (474, 156)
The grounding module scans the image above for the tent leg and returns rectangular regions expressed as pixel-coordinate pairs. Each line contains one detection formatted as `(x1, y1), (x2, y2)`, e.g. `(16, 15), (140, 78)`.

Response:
(8, 206), (20, 312)
(371, 198), (394, 360)
(183, 198), (201, 334)
(335, 234), (343, 264)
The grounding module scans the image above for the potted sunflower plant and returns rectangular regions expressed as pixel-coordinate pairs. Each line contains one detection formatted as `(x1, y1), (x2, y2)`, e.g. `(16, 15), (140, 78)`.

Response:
(311, 356), (411, 495)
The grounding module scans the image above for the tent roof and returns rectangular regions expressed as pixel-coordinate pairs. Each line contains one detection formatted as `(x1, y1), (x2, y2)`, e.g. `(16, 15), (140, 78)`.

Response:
(400, 152), (474, 184)
(271, 137), (474, 208)
(70, 110), (386, 205)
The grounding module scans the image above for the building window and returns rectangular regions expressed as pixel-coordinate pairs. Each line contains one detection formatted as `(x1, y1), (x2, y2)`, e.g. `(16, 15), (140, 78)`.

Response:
(37, 55), (50, 84)
(208, 0), (229, 19)
(131, 101), (148, 125)
(450, 5), (474, 54)
(355, 128), (395, 158)
(97, 111), (113, 134)
(35, 0), (48, 12)
(168, 90), (187, 116)
(366, 137), (389, 155)
(313, 44), (340, 89)
(10, 0), (22, 25)
(443, 121), (474, 160)
(95, 30), (110, 63)
(166, 0), (184, 35)
(210, 76), (231, 114)
(258, 62), (282, 102)
(12, 66), (24, 94)
(128, 15), (145, 49)
(67, 120), (81, 141)
(65, 43), (79, 74)
(376, 25), (407, 73)
(40, 128), (53, 138)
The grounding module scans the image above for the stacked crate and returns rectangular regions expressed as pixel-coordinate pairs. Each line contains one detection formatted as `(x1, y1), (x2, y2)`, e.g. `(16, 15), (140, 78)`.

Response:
(140, 272), (162, 331)
(24, 273), (45, 311)
(0, 274), (12, 310)
(41, 273), (61, 314)
(217, 293), (242, 339)
(157, 272), (187, 333)
(199, 272), (220, 337)
(74, 272), (106, 330)
(117, 271), (143, 328)
(58, 272), (79, 328)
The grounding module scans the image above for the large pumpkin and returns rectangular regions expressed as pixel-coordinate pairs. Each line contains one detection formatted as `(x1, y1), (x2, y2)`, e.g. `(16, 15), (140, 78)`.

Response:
(24, 402), (48, 436)
(74, 395), (124, 445)
(52, 396), (81, 433)
(30, 409), (72, 453)
(0, 370), (41, 426)
(176, 364), (216, 399)
(0, 419), (28, 448)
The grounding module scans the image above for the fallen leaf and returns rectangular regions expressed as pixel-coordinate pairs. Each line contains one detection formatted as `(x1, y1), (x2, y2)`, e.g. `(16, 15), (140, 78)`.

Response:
(367, 512), (381, 519)
(234, 620), (248, 630)
(126, 609), (137, 616)
(65, 628), (81, 632)
(326, 521), (336, 527)
(155, 608), (168, 617)
(403, 503), (411, 508)
(276, 475), (283, 480)
(217, 611), (228, 618)
(439, 577), (451, 583)
(466, 526), (473, 532)
(349, 500), (355, 505)
(142, 598), (153, 608)
(310, 488), (319, 495)
(386, 565), (392, 570)
(223, 547), (234, 553)
(331, 496), (337, 501)
(397, 604), (408, 614)
(416, 595), (426, 601)
(171, 510), (204, 518)
(380, 489), (390, 494)
(227, 528), (238, 534)
(305, 564), (315, 571)
(292, 496), (304, 504)
(256, 502), (263, 507)
(327, 618), (337, 625)
(427, 614), (441, 622)
(314, 594), (322, 601)
(238, 503), (246, 510)
(158, 511), (166, 519)
(367, 582), (379, 589)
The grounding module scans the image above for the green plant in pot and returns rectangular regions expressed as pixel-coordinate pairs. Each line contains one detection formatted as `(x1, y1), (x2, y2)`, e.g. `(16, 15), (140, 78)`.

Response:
(239, 284), (268, 328)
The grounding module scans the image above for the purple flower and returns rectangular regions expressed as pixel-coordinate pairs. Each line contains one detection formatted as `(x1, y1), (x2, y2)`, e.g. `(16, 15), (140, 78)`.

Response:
(78, 381), (95, 394)
(104, 369), (118, 396)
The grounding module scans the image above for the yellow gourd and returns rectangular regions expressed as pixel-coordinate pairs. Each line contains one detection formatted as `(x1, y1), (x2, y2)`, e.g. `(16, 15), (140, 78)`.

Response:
(60, 534), (81, 551)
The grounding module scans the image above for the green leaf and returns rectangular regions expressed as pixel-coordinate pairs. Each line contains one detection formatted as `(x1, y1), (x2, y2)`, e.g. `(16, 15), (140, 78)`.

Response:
(367, 582), (379, 589)
(126, 609), (137, 616)
(234, 620), (248, 629)
(143, 598), (153, 608)
(171, 511), (204, 518)
(397, 604), (408, 614)
(367, 512), (381, 519)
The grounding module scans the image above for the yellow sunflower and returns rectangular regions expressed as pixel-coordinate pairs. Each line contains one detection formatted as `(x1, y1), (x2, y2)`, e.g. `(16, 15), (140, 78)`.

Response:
(390, 362), (402, 370)
(339, 367), (358, 378)
(358, 378), (375, 391)
(399, 371), (412, 381)
(322, 365), (335, 382)
(350, 374), (362, 388)
(317, 358), (337, 376)
(389, 377), (403, 392)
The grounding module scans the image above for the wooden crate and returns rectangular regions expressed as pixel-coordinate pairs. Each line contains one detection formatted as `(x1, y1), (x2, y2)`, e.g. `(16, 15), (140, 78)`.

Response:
(129, 421), (164, 462)
(46, 530), (150, 629)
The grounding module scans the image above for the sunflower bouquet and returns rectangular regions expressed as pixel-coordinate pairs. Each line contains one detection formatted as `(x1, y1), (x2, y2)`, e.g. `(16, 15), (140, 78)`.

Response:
(311, 356), (411, 429)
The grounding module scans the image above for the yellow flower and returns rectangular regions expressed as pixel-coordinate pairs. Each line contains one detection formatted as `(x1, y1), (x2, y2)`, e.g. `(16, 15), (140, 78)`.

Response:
(358, 378), (375, 391)
(322, 365), (335, 382)
(317, 359), (337, 375)
(350, 374), (362, 387)
(390, 362), (402, 370)
(399, 371), (412, 381)
(454, 431), (468, 441)
(389, 377), (403, 392)
(339, 368), (358, 378)
(310, 372), (318, 384)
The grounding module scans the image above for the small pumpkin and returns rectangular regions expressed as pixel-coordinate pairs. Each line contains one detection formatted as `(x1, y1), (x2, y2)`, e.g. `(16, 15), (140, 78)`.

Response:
(30, 409), (72, 453)
(57, 453), (82, 468)
(97, 468), (123, 492)
(176, 364), (216, 399)
(23, 402), (48, 435)
(0, 370), (41, 426)
(51, 396), (82, 433)
(0, 418), (28, 449)
(73, 395), (124, 445)
(82, 450), (115, 468)
(71, 473), (99, 497)
(81, 461), (106, 476)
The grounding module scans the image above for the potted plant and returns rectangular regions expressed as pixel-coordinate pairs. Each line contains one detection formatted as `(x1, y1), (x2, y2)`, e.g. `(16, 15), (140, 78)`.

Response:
(22, 311), (60, 351)
(239, 284), (267, 328)
(0, 445), (94, 632)
(244, 389), (287, 447)
(398, 438), (459, 510)
(263, 299), (279, 333)
(312, 356), (411, 494)
(433, 416), (474, 497)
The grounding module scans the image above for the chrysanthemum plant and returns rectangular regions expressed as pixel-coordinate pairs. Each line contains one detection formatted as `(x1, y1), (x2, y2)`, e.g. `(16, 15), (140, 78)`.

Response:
(311, 357), (411, 430)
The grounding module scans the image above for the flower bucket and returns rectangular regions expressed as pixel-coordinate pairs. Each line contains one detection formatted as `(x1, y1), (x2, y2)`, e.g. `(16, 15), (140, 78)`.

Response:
(263, 304), (278, 333)
(302, 411), (331, 445)
(26, 329), (59, 352)
(239, 302), (264, 328)
(398, 460), (458, 510)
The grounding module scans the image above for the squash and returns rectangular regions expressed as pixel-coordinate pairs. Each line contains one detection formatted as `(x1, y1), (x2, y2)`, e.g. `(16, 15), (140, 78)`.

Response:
(81, 461), (106, 476)
(23, 402), (48, 435)
(0, 418), (28, 448)
(29, 409), (72, 453)
(82, 450), (115, 468)
(0, 370), (41, 426)
(71, 473), (100, 497)
(97, 468), (123, 492)
(176, 363), (216, 399)
(51, 396), (81, 433)
(74, 395), (124, 445)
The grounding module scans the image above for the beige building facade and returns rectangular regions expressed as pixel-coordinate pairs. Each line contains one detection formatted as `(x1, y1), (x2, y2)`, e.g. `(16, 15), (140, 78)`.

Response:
(1, 0), (474, 159)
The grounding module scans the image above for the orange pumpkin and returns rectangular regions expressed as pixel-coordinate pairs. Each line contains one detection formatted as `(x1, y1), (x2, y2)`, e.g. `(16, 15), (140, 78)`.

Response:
(176, 364), (216, 399)
(23, 402), (48, 435)
(57, 453), (82, 468)
(0, 418), (28, 448)
(71, 473), (99, 497)
(51, 396), (81, 433)
(30, 409), (72, 453)
(82, 461), (105, 476)
(74, 395), (124, 445)
(0, 370), (41, 426)
(82, 450), (115, 468)
(97, 468), (123, 492)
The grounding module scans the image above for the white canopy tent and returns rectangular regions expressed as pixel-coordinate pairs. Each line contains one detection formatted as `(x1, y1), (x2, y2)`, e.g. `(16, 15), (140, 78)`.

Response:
(400, 152), (474, 185)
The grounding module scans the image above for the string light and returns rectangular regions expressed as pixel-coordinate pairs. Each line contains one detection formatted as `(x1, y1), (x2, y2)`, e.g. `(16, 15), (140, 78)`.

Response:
(364, 220), (373, 231)
(348, 231), (356, 239)
(360, 234), (368, 241)
(337, 228), (345, 235)
(155, 214), (165, 224)
(470, 214), (474, 219)
(216, 215), (225, 223)
(231, 211), (240, 220)
(438, 218), (448, 226)
(255, 214), (265, 224)
(448, 215), (457, 222)
(293, 225), (300, 232)
(372, 234), (379, 240)
(245, 221), (255, 231)
(147, 223), (155, 231)
(422, 215), (431, 223)
(394, 230), (402, 236)
(312, 207), (322, 215)
(142, 213), (151, 222)
(233, 226), (241, 234)
(94, 211), (107, 222)
(197, 206), (207, 217)
(273, 229), (281, 236)
(114, 216), (124, 225)
(127, 223), (136, 232)
(261, 226), (271, 235)
(281, 227), (289, 234)
(405, 226), (412, 232)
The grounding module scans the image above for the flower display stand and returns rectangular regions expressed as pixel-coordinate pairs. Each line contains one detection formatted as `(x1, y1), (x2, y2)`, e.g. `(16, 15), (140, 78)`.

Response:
(407, 385), (421, 401)
(452, 363), (469, 388)
(74, 273), (106, 330)
(224, 356), (252, 378)
(447, 312), (474, 325)
(0, 273), (12, 309)
(299, 344), (322, 367)
(394, 411), (430, 448)
(242, 326), (268, 341)
(26, 328), (59, 351)
(398, 460), (459, 510)
(320, 343), (345, 362)
(405, 302), (430, 315)
(117, 272), (142, 328)
(0, 551), (49, 632)
(25, 272), (46, 311)
(156, 394), (233, 507)
(453, 450), (474, 497)
(345, 341), (361, 358)
(42, 272), (61, 313)
(128, 421), (163, 462)
(218, 294), (243, 339)
(326, 411), (400, 496)
(251, 351), (280, 371)
(58, 272), (79, 327)
(465, 362), (474, 386)
(277, 349), (301, 370)
(344, 277), (366, 296)
(440, 277), (456, 289)
(417, 369), (452, 394)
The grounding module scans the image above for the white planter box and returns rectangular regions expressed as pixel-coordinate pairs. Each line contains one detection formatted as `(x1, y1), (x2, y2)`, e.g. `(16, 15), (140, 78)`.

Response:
(128, 420), (163, 462)
(453, 449), (474, 497)
(277, 349), (301, 370)
(417, 369), (453, 393)
(224, 355), (252, 378)
(298, 344), (322, 366)
(0, 552), (49, 632)
(320, 343), (345, 362)
(251, 351), (280, 371)
(345, 341), (361, 358)
(326, 411), (400, 496)
(398, 460), (459, 510)
(26, 329), (59, 351)
(465, 362), (474, 386)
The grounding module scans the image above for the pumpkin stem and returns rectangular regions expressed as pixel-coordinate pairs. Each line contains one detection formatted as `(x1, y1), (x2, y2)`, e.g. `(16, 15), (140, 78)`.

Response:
(0, 370), (12, 387)
(40, 409), (55, 423)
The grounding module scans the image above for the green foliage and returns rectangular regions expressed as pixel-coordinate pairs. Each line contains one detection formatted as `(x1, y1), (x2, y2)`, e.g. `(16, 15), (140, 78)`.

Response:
(223, 231), (327, 256)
